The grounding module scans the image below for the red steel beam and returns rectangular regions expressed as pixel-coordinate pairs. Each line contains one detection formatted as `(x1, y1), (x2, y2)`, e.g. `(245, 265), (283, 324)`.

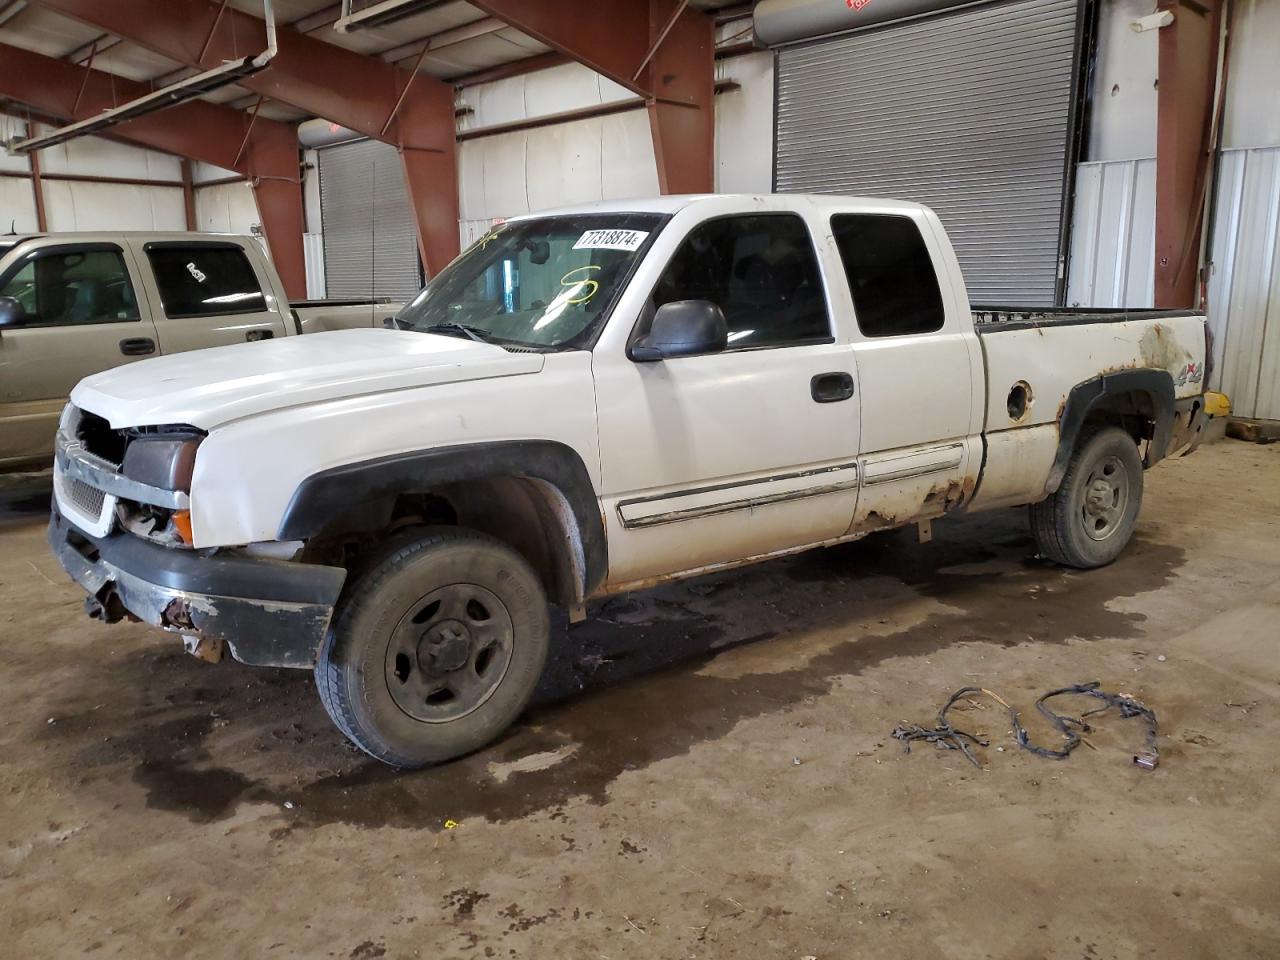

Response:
(1154, 0), (1223, 308)
(31, 0), (460, 275)
(0, 41), (306, 296)
(468, 0), (715, 194)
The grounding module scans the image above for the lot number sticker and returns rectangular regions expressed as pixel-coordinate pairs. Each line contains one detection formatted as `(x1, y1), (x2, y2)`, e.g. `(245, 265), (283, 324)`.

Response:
(573, 229), (649, 252)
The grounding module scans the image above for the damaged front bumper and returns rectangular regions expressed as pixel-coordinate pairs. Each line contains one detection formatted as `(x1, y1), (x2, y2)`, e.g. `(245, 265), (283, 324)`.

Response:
(48, 507), (347, 668)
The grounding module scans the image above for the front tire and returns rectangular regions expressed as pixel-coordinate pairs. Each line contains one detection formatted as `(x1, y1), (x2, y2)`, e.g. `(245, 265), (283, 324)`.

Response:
(315, 528), (550, 768)
(1030, 425), (1144, 569)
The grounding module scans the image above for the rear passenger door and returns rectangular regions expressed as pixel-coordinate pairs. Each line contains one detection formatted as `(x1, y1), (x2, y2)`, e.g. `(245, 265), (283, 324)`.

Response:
(829, 212), (984, 530)
(0, 243), (158, 465)
(134, 240), (290, 354)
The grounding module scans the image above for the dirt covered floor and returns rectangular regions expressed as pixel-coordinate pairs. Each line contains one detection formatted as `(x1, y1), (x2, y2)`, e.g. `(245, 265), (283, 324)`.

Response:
(1, 439), (1278, 959)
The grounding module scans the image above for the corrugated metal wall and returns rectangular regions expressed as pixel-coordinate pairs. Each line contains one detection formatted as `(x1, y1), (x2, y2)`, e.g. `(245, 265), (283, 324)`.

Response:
(1206, 147), (1280, 420)
(318, 138), (421, 301)
(1065, 159), (1156, 308)
(773, 0), (1080, 305)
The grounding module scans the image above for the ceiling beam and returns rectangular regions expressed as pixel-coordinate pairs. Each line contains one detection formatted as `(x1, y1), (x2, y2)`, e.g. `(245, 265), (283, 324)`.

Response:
(0, 41), (306, 296)
(30, 0), (460, 274)
(467, 0), (715, 193)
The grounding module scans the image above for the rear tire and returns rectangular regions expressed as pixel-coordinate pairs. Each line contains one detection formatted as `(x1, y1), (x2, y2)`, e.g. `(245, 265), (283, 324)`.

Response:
(1030, 425), (1144, 569)
(315, 528), (550, 768)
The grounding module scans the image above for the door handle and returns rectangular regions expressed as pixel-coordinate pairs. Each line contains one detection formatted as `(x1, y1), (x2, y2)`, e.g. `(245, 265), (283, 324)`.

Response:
(245, 329), (275, 342)
(119, 337), (156, 357)
(811, 371), (855, 403)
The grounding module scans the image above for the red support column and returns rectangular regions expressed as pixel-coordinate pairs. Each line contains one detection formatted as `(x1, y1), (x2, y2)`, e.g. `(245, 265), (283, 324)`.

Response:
(1154, 0), (1223, 308)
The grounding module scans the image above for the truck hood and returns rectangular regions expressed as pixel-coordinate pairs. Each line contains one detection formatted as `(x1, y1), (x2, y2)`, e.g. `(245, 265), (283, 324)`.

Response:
(71, 329), (545, 430)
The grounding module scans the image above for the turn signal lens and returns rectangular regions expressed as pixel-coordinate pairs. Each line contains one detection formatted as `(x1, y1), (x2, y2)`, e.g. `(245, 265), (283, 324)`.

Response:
(172, 510), (194, 545)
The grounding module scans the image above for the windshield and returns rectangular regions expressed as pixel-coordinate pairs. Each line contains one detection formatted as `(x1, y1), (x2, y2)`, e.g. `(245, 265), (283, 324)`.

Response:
(396, 214), (662, 349)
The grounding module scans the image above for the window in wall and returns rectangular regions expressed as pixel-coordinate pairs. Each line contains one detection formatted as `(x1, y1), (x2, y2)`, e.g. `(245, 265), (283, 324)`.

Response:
(0, 249), (139, 327)
(146, 244), (267, 318)
(830, 214), (945, 338)
(651, 214), (830, 349)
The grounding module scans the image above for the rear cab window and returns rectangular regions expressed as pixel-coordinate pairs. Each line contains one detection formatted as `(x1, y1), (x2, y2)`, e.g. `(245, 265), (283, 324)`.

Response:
(647, 213), (831, 350)
(0, 245), (140, 327)
(830, 214), (945, 337)
(145, 243), (268, 319)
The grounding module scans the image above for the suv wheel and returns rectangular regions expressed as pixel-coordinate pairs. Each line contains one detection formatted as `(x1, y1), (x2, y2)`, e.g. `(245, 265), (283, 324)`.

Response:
(315, 528), (550, 768)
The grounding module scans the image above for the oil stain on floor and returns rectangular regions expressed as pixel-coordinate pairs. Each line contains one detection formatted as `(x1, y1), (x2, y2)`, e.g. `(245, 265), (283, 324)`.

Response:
(38, 512), (1184, 831)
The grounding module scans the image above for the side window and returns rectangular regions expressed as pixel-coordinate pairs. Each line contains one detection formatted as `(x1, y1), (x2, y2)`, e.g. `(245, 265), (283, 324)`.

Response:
(651, 214), (830, 349)
(830, 214), (945, 338)
(0, 249), (140, 327)
(146, 245), (267, 318)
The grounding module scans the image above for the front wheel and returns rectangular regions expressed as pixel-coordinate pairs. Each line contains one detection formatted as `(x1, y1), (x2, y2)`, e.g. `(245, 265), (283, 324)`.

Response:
(315, 528), (550, 768)
(1030, 425), (1144, 569)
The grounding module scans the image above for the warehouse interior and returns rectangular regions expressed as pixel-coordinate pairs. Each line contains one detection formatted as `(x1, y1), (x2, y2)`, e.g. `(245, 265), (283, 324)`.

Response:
(1, 0), (1279, 956)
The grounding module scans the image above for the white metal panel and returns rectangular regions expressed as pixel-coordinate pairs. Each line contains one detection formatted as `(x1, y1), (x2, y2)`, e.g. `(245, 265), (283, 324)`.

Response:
(192, 161), (241, 185)
(1086, 0), (1158, 162)
(1222, 0), (1280, 150)
(0, 176), (39, 233)
(193, 180), (260, 235)
(1206, 147), (1280, 420)
(304, 232), (326, 300)
(714, 50), (774, 194)
(1065, 159), (1156, 307)
(774, 0), (1079, 305)
(459, 62), (635, 132)
(458, 110), (658, 223)
(32, 129), (182, 182)
(42, 181), (185, 231)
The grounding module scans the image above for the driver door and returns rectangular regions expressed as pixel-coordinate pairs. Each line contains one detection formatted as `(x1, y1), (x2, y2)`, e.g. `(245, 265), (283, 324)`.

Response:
(0, 243), (159, 468)
(590, 212), (861, 589)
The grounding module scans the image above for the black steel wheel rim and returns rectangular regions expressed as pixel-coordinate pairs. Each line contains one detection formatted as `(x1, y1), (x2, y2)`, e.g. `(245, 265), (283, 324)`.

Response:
(383, 582), (515, 723)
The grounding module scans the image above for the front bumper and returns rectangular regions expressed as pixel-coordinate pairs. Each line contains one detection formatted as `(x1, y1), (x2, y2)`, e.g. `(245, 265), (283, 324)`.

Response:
(48, 508), (347, 668)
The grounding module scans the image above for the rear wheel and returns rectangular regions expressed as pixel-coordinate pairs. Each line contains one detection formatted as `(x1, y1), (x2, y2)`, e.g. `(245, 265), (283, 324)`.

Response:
(1030, 425), (1144, 568)
(315, 528), (550, 768)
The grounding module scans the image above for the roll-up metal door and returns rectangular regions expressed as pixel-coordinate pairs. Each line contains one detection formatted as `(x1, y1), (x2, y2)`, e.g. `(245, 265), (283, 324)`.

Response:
(318, 138), (421, 300)
(774, 0), (1080, 305)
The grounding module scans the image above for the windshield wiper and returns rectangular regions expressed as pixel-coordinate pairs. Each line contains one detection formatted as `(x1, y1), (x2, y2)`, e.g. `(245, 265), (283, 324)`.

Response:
(419, 321), (493, 343)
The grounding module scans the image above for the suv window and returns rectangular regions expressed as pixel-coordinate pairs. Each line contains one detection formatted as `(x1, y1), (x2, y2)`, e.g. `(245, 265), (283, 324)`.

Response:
(146, 244), (267, 318)
(830, 214), (945, 338)
(0, 248), (139, 327)
(651, 214), (829, 350)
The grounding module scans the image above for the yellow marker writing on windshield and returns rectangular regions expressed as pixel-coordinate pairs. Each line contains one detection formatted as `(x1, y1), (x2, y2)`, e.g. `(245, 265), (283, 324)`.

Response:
(560, 265), (601, 304)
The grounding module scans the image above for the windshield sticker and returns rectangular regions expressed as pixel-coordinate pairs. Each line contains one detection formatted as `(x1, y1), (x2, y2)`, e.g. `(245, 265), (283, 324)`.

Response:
(573, 229), (649, 252)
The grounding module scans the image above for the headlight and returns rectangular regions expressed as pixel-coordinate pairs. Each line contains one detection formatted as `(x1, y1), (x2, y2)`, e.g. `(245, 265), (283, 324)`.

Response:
(121, 435), (202, 492)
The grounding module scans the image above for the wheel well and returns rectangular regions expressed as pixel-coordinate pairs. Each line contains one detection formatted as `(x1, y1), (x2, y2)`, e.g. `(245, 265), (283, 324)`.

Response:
(303, 477), (586, 609)
(1080, 389), (1158, 446)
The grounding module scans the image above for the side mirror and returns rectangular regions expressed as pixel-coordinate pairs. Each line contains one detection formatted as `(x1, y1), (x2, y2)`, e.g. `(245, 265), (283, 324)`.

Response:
(0, 296), (27, 329)
(631, 300), (728, 362)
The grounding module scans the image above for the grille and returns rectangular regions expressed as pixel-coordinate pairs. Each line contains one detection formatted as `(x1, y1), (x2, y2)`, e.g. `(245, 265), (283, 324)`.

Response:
(76, 410), (127, 465)
(64, 477), (107, 517)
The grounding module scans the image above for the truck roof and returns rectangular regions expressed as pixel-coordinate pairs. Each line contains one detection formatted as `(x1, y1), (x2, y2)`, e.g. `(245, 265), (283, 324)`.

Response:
(1, 231), (254, 247)
(510, 193), (932, 220)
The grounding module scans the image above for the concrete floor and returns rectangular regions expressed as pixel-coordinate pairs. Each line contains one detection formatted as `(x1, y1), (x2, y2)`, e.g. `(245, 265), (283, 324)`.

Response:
(1, 439), (1278, 959)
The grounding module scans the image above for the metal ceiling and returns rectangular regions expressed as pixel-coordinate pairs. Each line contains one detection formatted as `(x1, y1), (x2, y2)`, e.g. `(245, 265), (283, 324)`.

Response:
(0, 1), (751, 126)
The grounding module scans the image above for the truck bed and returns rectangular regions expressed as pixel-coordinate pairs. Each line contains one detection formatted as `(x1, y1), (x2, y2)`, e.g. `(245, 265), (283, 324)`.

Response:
(972, 305), (1202, 334)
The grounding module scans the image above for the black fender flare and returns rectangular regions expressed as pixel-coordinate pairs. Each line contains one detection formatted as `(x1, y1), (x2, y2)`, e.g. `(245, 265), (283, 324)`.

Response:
(1046, 369), (1176, 495)
(277, 440), (607, 596)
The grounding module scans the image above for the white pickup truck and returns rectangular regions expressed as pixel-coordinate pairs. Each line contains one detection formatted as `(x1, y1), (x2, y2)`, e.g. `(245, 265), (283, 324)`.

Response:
(47, 194), (1214, 768)
(0, 232), (400, 470)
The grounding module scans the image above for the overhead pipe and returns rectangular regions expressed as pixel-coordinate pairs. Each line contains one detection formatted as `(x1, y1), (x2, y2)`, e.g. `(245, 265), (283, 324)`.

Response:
(5, 0), (279, 155)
